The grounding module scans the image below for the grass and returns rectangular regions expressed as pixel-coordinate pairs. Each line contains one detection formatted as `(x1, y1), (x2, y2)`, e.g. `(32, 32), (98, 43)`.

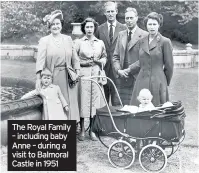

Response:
(169, 68), (198, 146)
(1, 59), (198, 173)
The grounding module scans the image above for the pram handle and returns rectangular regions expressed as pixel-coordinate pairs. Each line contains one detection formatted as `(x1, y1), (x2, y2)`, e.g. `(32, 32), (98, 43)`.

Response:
(80, 75), (123, 107)
(80, 76), (130, 138)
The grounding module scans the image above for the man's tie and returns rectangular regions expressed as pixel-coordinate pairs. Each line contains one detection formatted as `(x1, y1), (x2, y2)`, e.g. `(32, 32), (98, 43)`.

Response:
(109, 24), (113, 43)
(128, 31), (132, 43)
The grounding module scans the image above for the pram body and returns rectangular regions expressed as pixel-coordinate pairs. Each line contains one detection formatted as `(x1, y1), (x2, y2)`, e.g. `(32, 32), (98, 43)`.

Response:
(93, 101), (185, 142)
(81, 76), (186, 173)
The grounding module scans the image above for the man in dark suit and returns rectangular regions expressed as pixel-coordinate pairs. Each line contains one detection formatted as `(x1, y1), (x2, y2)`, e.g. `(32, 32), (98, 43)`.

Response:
(95, 1), (126, 106)
(113, 7), (148, 105)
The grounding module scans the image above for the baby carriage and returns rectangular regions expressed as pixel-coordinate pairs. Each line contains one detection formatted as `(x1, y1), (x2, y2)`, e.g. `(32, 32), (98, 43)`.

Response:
(81, 76), (186, 173)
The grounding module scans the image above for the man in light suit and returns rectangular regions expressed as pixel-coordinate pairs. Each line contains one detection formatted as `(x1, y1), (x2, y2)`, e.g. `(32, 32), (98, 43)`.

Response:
(95, 1), (126, 106)
(113, 7), (148, 105)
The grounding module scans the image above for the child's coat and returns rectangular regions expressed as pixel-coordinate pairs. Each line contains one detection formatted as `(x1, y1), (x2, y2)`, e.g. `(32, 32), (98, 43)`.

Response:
(22, 84), (68, 120)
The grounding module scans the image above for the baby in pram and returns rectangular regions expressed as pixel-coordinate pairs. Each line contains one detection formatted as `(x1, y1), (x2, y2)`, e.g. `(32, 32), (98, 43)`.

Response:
(137, 89), (155, 112)
(137, 88), (174, 112)
(120, 89), (173, 113)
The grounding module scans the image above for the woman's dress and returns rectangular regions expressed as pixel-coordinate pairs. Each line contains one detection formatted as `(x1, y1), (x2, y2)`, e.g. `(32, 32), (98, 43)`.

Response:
(75, 36), (107, 118)
(36, 34), (80, 122)
(130, 33), (174, 106)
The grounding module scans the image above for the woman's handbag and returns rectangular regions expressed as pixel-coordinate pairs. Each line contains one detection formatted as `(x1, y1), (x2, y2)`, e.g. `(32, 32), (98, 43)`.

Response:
(67, 66), (79, 88)
(98, 64), (107, 85)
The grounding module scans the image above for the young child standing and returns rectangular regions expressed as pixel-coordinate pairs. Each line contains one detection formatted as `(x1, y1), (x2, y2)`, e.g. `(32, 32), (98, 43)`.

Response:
(21, 68), (69, 120)
(137, 89), (156, 112)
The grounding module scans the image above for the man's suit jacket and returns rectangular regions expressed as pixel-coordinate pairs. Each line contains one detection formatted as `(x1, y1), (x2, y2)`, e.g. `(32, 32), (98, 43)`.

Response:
(113, 27), (148, 78)
(95, 21), (126, 79)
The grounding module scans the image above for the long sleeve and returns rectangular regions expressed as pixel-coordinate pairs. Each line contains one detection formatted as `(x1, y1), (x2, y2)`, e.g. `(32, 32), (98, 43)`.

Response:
(21, 90), (39, 99)
(69, 37), (80, 70)
(57, 85), (68, 108)
(112, 34), (121, 78)
(163, 38), (173, 86)
(99, 41), (107, 67)
(128, 60), (141, 75)
(74, 38), (80, 55)
(36, 37), (47, 73)
(95, 28), (99, 39)
(74, 39), (92, 66)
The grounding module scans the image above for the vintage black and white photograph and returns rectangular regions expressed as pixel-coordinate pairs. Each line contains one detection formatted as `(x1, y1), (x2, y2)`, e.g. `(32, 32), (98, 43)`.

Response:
(1, 0), (198, 172)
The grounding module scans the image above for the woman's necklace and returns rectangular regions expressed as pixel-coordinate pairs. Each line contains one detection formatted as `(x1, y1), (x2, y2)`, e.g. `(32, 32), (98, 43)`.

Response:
(87, 35), (95, 59)
(52, 35), (62, 48)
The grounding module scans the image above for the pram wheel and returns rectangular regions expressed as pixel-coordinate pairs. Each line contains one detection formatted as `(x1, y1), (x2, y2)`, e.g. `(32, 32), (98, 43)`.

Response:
(108, 140), (135, 169)
(145, 138), (174, 159)
(98, 132), (121, 148)
(139, 144), (167, 172)
(158, 139), (174, 158)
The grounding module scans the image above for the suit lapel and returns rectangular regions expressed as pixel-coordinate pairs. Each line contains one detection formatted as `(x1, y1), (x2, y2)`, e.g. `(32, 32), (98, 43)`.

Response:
(128, 27), (142, 51)
(122, 30), (128, 50)
(112, 22), (120, 44)
(120, 31), (127, 69)
(141, 36), (150, 55)
(102, 23), (110, 45)
(149, 33), (161, 50)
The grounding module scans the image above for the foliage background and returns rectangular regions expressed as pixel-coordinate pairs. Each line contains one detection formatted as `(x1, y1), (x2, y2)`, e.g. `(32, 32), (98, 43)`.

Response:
(1, 1), (198, 45)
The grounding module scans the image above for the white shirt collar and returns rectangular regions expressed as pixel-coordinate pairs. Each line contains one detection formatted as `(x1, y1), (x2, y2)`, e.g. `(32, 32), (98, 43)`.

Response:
(41, 84), (54, 89)
(82, 35), (98, 41)
(107, 20), (117, 28)
(128, 25), (137, 35)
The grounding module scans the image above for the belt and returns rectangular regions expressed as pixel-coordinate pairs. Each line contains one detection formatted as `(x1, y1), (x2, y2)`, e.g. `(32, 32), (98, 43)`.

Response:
(80, 64), (93, 67)
(55, 64), (67, 68)
(54, 65), (67, 71)
(80, 62), (97, 67)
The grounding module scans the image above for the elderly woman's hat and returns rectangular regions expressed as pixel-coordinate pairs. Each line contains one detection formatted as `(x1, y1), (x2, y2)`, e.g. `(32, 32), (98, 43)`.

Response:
(41, 68), (52, 77)
(43, 10), (63, 26)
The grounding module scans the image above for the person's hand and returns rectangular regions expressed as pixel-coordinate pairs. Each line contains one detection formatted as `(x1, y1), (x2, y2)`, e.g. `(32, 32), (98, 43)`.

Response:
(64, 106), (69, 120)
(76, 69), (80, 77)
(36, 79), (41, 92)
(94, 59), (102, 67)
(118, 70), (129, 78)
(85, 60), (93, 66)
(64, 105), (69, 112)
(123, 68), (130, 74)
(38, 90), (46, 99)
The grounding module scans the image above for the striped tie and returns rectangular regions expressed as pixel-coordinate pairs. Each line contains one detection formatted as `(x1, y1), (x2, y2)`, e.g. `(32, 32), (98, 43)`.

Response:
(128, 31), (132, 43)
(109, 24), (113, 43)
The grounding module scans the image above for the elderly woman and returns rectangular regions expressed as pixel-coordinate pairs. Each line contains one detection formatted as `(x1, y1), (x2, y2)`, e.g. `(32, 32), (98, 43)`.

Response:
(75, 18), (107, 141)
(36, 10), (80, 122)
(129, 12), (174, 106)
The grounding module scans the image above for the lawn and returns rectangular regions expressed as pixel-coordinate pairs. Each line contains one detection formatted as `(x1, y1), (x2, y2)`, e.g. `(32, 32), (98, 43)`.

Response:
(1, 60), (198, 173)
(169, 68), (198, 147)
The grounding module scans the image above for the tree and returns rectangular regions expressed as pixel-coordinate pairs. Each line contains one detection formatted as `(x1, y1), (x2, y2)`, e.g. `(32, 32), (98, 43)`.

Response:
(162, 1), (198, 24)
(1, 1), (45, 41)
(1, 1), (198, 44)
(1, 1), (76, 41)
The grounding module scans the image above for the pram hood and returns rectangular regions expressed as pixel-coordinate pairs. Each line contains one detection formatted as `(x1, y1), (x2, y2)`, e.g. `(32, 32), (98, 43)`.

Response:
(96, 101), (186, 122)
